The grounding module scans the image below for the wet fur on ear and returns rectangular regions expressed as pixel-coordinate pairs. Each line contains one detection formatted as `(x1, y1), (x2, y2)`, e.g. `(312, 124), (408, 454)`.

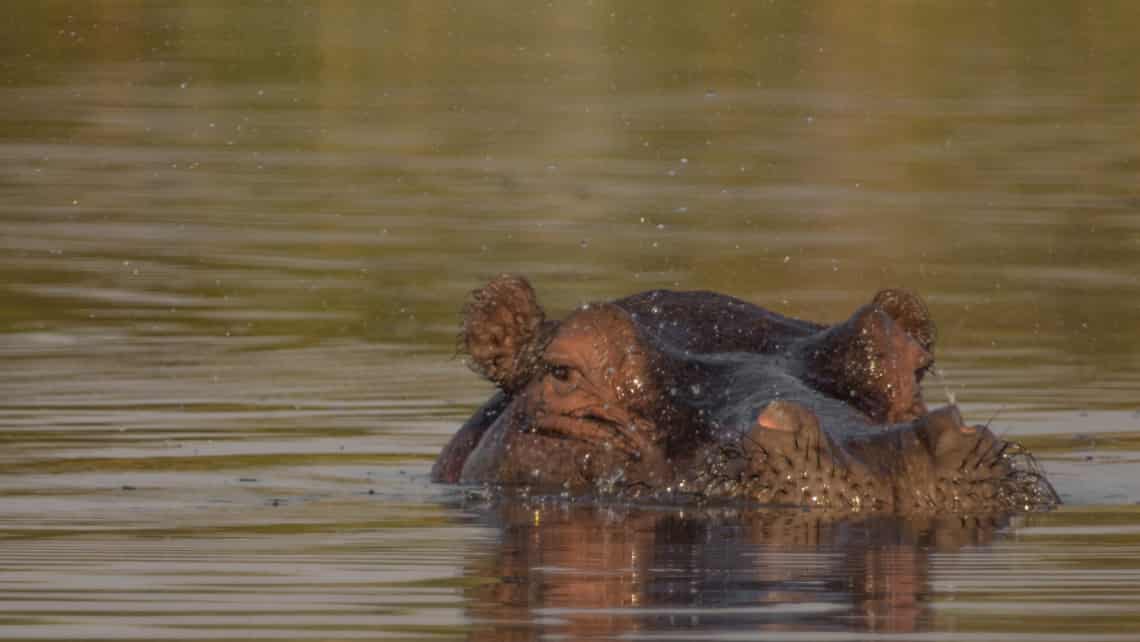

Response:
(461, 274), (549, 392)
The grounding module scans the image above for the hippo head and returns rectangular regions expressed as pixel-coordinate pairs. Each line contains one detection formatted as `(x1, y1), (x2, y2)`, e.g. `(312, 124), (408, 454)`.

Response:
(434, 275), (1058, 513)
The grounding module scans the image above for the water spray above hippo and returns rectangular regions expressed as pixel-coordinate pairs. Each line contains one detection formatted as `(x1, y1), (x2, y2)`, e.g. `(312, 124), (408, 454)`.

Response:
(433, 275), (1059, 513)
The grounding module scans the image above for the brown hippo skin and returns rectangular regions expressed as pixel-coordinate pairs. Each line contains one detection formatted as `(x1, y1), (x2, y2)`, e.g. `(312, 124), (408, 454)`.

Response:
(432, 275), (1059, 513)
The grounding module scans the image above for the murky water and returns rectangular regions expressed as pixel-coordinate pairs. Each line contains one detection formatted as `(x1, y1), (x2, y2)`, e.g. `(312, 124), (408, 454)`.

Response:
(2, 1), (1139, 639)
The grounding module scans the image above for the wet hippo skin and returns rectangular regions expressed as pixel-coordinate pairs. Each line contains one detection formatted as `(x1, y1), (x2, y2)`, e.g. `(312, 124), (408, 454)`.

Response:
(433, 275), (1059, 513)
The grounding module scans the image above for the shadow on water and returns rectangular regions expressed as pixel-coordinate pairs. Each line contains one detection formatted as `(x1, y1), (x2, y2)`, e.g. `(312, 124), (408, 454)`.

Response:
(455, 498), (1017, 640)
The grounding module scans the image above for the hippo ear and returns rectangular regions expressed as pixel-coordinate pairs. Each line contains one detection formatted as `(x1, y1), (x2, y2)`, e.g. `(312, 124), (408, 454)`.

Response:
(462, 274), (549, 392)
(870, 288), (936, 354)
(798, 302), (933, 424)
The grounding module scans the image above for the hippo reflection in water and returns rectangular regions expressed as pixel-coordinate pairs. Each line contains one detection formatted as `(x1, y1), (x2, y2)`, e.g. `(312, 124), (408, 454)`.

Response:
(433, 275), (1059, 513)
(459, 502), (1014, 638)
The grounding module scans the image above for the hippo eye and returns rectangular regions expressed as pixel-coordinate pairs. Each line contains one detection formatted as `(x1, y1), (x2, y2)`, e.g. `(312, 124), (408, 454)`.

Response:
(542, 353), (582, 389)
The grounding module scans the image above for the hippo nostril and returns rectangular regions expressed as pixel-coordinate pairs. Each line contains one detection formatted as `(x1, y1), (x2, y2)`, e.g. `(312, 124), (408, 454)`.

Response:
(916, 405), (969, 456)
(929, 404), (964, 428)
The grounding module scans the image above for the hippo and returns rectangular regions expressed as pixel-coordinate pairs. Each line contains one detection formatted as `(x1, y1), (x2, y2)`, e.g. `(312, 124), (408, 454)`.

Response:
(433, 275), (1059, 513)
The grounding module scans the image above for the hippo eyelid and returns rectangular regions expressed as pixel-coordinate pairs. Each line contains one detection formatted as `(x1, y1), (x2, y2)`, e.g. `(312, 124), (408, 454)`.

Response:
(543, 351), (581, 370)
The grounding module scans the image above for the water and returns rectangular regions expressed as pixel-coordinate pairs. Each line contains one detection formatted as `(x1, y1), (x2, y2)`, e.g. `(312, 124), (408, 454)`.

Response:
(2, 1), (1139, 639)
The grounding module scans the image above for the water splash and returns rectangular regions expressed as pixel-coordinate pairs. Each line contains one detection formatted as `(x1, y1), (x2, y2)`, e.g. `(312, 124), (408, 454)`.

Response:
(931, 365), (957, 407)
